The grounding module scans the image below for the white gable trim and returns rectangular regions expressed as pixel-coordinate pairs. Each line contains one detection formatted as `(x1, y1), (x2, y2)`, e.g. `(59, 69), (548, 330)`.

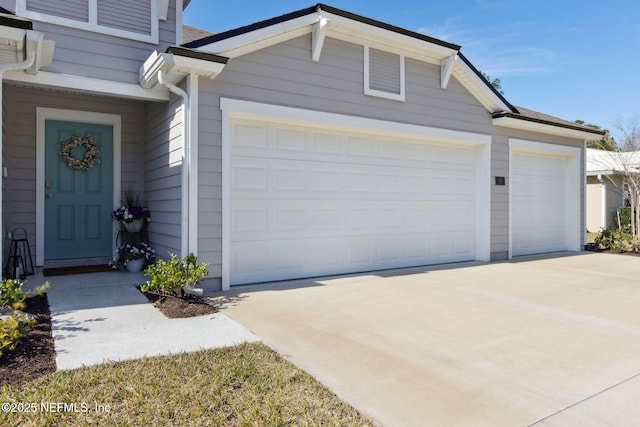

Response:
(193, 6), (513, 116)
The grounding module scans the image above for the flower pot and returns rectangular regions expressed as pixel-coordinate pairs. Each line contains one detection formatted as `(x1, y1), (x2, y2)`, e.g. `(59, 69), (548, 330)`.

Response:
(125, 258), (145, 272)
(124, 219), (144, 232)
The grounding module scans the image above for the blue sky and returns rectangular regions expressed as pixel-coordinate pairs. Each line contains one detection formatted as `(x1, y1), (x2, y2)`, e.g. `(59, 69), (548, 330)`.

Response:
(184, 1), (640, 136)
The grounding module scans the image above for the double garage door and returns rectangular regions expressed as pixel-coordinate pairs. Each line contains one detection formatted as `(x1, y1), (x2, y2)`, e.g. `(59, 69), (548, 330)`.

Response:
(228, 117), (484, 286)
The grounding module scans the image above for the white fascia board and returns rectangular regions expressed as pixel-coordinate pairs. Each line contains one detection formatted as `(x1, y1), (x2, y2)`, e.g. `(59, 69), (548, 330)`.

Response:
(322, 11), (457, 60)
(494, 116), (603, 141)
(454, 59), (510, 113)
(196, 14), (320, 57)
(4, 69), (169, 101)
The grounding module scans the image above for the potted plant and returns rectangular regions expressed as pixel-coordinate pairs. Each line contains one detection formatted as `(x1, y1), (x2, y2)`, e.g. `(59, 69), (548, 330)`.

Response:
(111, 189), (150, 232)
(111, 243), (155, 272)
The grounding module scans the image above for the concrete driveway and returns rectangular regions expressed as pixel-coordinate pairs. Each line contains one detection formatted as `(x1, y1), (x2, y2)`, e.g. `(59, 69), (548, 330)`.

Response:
(215, 253), (640, 426)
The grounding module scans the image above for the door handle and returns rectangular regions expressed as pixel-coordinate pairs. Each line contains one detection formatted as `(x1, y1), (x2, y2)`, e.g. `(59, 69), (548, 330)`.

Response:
(45, 193), (53, 199)
(45, 179), (52, 189)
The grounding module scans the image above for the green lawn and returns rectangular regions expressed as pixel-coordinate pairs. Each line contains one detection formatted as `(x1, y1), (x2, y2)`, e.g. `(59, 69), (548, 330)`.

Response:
(0, 342), (374, 426)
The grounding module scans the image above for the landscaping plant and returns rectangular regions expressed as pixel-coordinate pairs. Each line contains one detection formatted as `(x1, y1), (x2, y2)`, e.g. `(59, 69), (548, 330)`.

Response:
(141, 253), (208, 297)
(0, 279), (51, 358)
(594, 228), (635, 252)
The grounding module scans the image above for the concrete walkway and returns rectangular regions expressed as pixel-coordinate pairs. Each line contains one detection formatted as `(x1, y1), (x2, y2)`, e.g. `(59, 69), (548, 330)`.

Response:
(214, 253), (640, 427)
(41, 270), (258, 370)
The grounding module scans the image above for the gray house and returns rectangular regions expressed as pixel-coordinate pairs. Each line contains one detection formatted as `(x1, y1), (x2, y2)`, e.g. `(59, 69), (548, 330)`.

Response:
(0, 1), (604, 291)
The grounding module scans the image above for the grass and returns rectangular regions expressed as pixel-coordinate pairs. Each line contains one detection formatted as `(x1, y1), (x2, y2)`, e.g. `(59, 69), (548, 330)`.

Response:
(0, 342), (374, 426)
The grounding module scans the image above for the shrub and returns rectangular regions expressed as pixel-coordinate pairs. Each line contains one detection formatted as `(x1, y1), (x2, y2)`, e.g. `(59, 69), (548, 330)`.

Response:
(0, 280), (50, 358)
(0, 279), (27, 310)
(0, 311), (36, 358)
(594, 228), (634, 252)
(617, 206), (632, 231)
(141, 253), (209, 297)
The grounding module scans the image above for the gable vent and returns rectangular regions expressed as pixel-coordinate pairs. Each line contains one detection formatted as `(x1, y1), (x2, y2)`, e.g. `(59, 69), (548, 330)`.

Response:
(98, 0), (152, 35)
(27, 0), (88, 22)
(365, 47), (405, 101)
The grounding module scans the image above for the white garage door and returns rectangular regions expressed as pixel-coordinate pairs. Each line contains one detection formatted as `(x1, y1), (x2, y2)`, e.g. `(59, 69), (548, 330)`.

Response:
(229, 118), (481, 286)
(511, 151), (568, 256)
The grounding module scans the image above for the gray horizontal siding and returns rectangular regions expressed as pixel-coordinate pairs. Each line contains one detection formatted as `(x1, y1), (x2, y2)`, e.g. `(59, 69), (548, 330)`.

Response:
(31, 1), (177, 85)
(2, 83), (145, 263)
(196, 34), (496, 279)
(145, 92), (183, 259)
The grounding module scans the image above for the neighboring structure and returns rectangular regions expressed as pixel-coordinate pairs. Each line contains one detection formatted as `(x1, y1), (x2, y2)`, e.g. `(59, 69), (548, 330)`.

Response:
(0, 2), (604, 291)
(586, 148), (638, 232)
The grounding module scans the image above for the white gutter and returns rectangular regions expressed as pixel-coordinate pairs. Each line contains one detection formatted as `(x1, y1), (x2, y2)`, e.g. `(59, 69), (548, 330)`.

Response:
(0, 33), (41, 272)
(157, 70), (192, 257)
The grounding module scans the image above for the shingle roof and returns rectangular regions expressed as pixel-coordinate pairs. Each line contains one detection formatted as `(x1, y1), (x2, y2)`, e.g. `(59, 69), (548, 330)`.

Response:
(183, 25), (214, 45)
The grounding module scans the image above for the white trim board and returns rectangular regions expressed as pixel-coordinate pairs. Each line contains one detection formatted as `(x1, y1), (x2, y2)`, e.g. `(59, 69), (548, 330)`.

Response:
(5, 70), (169, 102)
(220, 98), (491, 290)
(35, 108), (122, 265)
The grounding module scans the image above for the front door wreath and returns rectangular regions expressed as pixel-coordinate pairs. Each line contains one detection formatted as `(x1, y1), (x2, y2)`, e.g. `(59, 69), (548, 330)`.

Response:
(60, 135), (101, 171)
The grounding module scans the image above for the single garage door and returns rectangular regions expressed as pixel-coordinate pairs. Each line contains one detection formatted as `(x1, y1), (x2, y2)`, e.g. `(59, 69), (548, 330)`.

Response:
(228, 117), (482, 286)
(511, 151), (569, 256)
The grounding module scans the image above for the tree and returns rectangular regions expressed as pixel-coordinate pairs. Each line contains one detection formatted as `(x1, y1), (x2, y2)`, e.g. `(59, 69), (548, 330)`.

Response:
(481, 72), (504, 95)
(595, 117), (640, 249)
(575, 120), (616, 151)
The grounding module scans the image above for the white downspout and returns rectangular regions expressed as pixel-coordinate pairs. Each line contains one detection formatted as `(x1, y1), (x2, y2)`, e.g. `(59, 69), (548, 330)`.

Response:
(157, 70), (190, 257)
(597, 174), (606, 230)
(0, 34), (41, 274)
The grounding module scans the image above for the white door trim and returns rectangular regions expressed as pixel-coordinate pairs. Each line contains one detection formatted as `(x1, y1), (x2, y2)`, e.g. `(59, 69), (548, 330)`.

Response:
(508, 138), (582, 259)
(220, 98), (491, 290)
(35, 107), (122, 265)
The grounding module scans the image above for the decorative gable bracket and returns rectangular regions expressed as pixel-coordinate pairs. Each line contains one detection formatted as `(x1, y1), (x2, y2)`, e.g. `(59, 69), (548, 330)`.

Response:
(440, 54), (458, 89)
(311, 15), (329, 62)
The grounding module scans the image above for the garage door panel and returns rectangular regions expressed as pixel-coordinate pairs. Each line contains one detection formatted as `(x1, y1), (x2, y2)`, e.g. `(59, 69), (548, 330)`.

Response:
(230, 118), (480, 285)
(512, 151), (568, 257)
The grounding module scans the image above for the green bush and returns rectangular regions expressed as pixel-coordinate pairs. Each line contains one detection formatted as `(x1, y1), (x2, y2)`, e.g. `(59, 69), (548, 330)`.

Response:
(141, 253), (209, 297)
(617, 206), (632, 231)
(0, 311), (35, 358)
(0, 279), (27, 310)
(0, 279), (51, 358)
(594, 228), (634, 252)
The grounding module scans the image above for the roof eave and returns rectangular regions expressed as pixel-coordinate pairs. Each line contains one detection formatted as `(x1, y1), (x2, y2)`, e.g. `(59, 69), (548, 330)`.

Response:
(139, 47), (228, 89)
(493, 114), (606, 141)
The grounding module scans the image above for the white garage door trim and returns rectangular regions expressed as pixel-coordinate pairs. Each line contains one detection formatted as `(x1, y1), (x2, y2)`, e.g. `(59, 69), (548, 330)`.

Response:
(509, 138), (582, 258)
(221, 98), (492, 290)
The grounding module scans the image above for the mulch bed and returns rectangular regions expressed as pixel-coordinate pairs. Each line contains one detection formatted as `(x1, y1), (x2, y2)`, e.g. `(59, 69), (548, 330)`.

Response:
(0, 294), (56, 386)
(138, 288), (217, 319)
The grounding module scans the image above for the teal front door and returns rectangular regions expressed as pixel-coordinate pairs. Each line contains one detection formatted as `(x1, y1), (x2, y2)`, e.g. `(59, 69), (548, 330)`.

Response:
(44, 120), (114, 260)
